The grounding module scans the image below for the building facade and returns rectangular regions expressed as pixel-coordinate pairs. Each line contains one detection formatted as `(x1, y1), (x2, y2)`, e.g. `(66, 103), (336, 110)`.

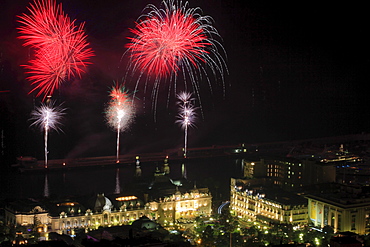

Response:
(230, 178), (308, 226)
(4, 188), (212, 239)
(243, 157), (336, 190)
(4, 158), (212, 240)
(149, 187), (212, 227)
(305, 184), (370, 235)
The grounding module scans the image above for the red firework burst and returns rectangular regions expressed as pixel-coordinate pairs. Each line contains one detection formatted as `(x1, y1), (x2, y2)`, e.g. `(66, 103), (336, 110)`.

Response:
(127, 10), (210, 78)
(126, 0), (225, 79)
(110, 84), (130, 104)
(18, 0), (94, 99)
(106, 84), (134, 148)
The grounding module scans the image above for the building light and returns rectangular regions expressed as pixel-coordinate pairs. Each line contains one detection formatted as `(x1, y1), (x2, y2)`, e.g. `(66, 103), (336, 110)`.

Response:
(116, 196), (138, 201)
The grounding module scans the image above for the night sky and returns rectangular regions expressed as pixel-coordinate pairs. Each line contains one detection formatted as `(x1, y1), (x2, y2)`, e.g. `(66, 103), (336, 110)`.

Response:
(1, 0), (369, 164)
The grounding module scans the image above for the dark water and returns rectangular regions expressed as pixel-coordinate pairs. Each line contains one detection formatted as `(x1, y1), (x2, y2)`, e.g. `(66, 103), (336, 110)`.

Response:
(1, 156), (245, 200)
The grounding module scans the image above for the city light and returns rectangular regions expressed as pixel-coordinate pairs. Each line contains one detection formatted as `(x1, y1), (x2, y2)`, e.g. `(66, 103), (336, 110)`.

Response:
(116, 196), (138, 201)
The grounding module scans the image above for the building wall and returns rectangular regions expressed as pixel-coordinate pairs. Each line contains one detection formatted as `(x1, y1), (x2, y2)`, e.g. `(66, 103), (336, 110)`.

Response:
(11, 212), (50, 226)
(51, 208), (150, 235)
(307, 196), (370, 235)
(230, 178), (308, 225)
(150, 190), (212, 227)
(244, 158), (336, 190)
(5, 190), (212, 237)
(4, 205), (49, 227)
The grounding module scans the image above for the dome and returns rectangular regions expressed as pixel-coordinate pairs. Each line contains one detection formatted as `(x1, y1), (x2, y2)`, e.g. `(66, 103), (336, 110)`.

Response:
(93, 194), (113, 212)
(103, 197), (113, 211)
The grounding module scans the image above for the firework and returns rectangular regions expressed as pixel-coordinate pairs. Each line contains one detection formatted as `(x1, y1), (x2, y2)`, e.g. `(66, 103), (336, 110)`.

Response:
(30, 100), (66, 168)
(106, 84), (135, 163)
(18, 0), (94, 99)
(176, 92), (197, 158)
(126, 0), (227, 112)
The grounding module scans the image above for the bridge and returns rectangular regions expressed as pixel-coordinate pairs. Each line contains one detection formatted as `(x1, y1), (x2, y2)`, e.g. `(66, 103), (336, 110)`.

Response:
(14, 144), (248, 171)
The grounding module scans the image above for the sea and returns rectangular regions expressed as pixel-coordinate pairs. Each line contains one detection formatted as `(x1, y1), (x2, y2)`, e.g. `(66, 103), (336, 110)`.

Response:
(0, 155), (246, 201)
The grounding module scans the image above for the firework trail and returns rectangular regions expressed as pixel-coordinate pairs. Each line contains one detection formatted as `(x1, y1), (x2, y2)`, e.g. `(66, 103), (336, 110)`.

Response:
(106, 84), (135, 163)
(126, 0), (227, 115)
(30, 100), (66, 168)
(17, 0), (94, 99)
(176, 92), (197, 158)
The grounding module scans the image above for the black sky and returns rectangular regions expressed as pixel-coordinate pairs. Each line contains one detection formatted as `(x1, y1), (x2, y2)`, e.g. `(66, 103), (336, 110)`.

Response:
(1, 0), (370, 163)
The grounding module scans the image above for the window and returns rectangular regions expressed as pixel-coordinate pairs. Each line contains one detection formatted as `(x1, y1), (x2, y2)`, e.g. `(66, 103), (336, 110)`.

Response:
(365, 213), (370, 230)
(331, 213), (335, 227)
(351, 215), (356, 230)
(338, 214), (342, 230)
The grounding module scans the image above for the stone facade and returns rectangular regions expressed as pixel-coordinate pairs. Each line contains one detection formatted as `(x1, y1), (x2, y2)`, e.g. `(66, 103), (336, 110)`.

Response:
(4, 188), (212, 239)
(230, 178), (308, 225)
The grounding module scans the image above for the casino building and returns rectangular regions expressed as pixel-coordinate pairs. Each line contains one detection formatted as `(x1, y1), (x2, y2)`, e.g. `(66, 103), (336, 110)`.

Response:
(3, 159), (212, 239)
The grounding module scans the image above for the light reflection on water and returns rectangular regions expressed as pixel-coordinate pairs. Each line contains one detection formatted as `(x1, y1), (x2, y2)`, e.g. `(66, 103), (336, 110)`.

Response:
(1, 156), (245, 200)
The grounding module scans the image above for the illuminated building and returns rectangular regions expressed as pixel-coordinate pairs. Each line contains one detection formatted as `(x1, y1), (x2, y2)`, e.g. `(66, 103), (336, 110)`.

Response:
(3, 202), (49, 237)
(49, 194), (150, 236)
(149, 186), (212, 227)
(3, 158), (212, 239)
(305, 183), (370, 235)
(146, 158), (212, 227)
(243, 157), (336, 190)
(230, 178), (308, 226)
(5, 188), (211, 238)
(3, 194), (149, 238)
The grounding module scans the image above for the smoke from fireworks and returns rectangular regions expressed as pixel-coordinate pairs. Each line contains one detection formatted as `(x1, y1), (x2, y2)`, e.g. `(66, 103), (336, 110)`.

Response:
(30, 100), (66, 168)
(106, 84), (135, 163)
(176, 92), (197, 158)
(17, 0), (94, 99)
(126, 0), (227, 113)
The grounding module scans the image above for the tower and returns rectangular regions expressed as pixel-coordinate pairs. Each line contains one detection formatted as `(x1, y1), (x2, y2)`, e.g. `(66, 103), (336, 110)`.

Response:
(163, 156), (170, 175)
(135, 156), (142, 177)
(181, 163), (187, 179)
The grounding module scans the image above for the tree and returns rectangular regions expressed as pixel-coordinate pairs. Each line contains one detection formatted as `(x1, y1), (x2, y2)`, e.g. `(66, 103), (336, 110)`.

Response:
(218, 210), (238, 234)
(31, 215), (41, 240)
(322, 225), (334, 247)
(201, 225), (215, 247)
